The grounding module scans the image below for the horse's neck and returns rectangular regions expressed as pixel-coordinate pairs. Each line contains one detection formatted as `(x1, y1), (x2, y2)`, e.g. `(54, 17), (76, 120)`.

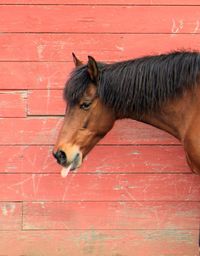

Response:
(138, 112), (182, 140)
(132, 89), (197, 142)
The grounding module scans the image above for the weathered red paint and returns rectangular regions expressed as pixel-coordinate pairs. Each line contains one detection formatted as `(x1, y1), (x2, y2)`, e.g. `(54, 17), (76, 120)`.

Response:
(0, 5), (200, 33)
(2, 0), (200, 4)
(0, 145), (190, 174)
(0, 230), (198, 256)
(0, 173), (199, 201)
(0, 62), (72, 90)
(28, 90), (65, 115)
(0, 118), (178, 145)
(23, 201), (200, 230)
(0, 1), (199, 254)
(0, 92), (26, 117)
(1, 34), (200, 62)
(0, 202), (22, 230)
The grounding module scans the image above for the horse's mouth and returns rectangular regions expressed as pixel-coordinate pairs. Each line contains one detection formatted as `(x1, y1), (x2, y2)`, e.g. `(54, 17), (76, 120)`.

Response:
(61, 153), (82, 178)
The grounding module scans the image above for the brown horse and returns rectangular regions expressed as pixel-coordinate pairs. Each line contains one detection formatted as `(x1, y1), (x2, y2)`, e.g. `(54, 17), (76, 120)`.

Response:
(53, 51), (200, 177)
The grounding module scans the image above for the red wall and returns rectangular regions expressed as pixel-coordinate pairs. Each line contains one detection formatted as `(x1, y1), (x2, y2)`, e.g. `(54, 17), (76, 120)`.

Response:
(0, 1), (200, 255)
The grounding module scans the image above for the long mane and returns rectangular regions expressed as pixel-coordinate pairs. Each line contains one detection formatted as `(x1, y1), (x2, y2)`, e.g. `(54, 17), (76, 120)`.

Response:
(65, 51), (200, 117)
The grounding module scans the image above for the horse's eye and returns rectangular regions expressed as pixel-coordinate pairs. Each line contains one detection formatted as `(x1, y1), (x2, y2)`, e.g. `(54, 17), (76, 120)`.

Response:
(80, 102), (91, 110)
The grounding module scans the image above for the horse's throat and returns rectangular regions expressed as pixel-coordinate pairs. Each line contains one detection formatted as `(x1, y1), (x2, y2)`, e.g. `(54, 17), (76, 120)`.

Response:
(139, 113), (182, 140)
(135, 90), (197, 142)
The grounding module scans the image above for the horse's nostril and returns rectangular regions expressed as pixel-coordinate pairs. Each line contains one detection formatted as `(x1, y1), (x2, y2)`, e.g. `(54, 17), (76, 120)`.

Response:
(53, 150), (67, 165)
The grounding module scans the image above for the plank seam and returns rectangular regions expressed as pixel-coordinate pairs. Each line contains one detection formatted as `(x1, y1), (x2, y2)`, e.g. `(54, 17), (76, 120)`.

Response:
(1, 32), (200, 35)
(21, 228), (200, 231)
(9, 200), (200, 203)
(22, 200), (200, 203)
(0, 4), (200, 6)
(21, 201), (24, 231)
(0, 143), (182, 146)
(0, 172), (193, 175)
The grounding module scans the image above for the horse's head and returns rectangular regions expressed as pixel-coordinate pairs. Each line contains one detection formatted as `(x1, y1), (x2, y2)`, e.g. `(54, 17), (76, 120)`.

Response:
(53, 54), (115, 176)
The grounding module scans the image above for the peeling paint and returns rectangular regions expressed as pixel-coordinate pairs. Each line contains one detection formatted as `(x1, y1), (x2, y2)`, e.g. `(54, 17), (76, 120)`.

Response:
(1, 203), (16, 216)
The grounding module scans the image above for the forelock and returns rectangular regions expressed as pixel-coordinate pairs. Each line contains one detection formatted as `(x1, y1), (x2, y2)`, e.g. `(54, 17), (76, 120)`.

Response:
(64, 65), (91, 106)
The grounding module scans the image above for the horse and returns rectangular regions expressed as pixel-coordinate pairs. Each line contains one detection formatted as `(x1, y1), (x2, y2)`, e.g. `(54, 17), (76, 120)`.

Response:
(53, 51), (200, 177)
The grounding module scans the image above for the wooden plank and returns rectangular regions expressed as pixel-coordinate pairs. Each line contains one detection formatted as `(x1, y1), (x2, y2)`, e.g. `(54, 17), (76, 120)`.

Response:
(23, 201), (200, 230)
(1, 0), (200, 5)
(1, 31), (200, 89)
(0, 145), (189, 174)
(0, 230), (198, 256)
(0, 173), (199, 201)
(0, 91), (26, 117)
(0, 5), (200, 33)
(0, 117), (63, 145)
(0, 118), (178, 145)
(1, 34), (200, 62)
(0, 202), (21, 230)
(28, 90), (65, 115)
(0, 62), (71, 90)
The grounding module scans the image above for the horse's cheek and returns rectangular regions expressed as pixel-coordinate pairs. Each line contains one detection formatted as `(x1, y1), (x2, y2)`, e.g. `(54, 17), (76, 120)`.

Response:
(75, 129), (94, 145)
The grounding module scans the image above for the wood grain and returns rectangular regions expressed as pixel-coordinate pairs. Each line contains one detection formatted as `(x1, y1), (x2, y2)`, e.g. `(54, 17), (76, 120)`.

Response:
(0, 145), (189, 174)
(28, 89), (65, 115)
(1, 0), (200, 4)
(0, 91), (26, 117)
(0, 202), (22, 230)
(23, 201), (200, 230)
(0, 5), (200, 33)
(1, 34), (200, 62)
(0, 173), (199, 201)
(0, 118), (178, 145)
(0, 62), (71, 90)
(0, 1), (199, 254)
(0, 230), (198, 256)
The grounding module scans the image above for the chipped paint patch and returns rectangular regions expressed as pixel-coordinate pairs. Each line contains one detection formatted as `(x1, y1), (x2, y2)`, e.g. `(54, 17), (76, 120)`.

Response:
(130, 150), (141, 155)
(1, 203), (16, 216)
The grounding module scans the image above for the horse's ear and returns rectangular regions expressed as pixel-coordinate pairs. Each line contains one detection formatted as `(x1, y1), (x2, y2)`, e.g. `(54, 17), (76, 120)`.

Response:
(87, 56), (99, 82)
(72, 52), (83, 67)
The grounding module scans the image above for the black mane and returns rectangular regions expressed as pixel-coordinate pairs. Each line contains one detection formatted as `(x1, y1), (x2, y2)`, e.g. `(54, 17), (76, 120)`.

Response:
(65, 51), (200, 117)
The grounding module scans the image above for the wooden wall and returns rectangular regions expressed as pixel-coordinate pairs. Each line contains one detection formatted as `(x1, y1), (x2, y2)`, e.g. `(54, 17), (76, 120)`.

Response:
(0, 1), (200, 255)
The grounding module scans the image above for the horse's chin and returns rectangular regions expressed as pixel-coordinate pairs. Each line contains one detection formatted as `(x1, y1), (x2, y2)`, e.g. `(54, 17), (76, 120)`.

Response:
(60, 152), (82, 178)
